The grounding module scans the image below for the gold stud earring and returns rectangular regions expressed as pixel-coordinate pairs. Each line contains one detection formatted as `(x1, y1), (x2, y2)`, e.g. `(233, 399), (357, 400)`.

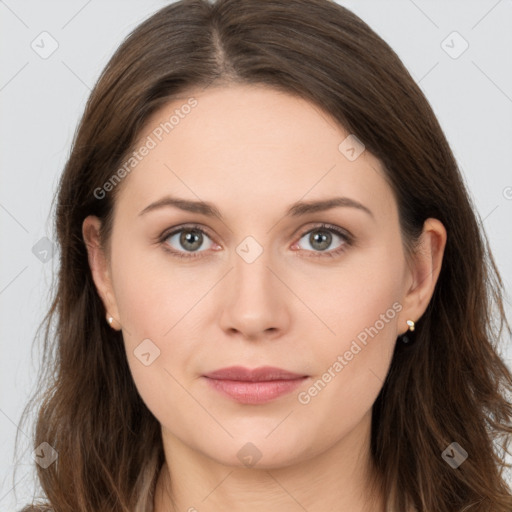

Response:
(401, 320), (416, 344)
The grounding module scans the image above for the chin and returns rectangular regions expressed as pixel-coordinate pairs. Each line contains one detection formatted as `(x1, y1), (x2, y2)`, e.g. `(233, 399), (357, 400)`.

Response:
(195, 432), (317, 470)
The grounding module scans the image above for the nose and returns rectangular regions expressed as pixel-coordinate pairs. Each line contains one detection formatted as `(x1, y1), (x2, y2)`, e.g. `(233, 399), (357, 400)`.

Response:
(218, 240), (291, 341)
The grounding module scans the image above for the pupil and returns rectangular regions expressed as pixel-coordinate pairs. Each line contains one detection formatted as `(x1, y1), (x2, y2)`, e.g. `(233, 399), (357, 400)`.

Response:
(181, 230), (202, 251)
(311, 230), (331, 251)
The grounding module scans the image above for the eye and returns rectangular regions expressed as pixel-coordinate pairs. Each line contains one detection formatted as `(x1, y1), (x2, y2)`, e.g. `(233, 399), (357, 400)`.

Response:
(292, 223), (352, 258)
(159, 222), (353, 260)
(160, 224), (217, 258)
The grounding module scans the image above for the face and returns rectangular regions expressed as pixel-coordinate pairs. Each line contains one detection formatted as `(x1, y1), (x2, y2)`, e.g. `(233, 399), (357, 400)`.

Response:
(85, 83), (441, 469)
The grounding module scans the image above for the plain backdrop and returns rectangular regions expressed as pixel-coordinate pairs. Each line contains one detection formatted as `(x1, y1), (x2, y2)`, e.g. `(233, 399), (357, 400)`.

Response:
(1, 0), (511, 509)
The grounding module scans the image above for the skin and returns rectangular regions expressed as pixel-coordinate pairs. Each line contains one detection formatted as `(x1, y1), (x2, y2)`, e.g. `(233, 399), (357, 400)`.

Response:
(83, 83), (446, 512)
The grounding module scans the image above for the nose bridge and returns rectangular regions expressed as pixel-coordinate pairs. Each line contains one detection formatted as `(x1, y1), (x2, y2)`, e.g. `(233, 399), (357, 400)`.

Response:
(218, 233), (288, 336)
(231, 233), (275, 298)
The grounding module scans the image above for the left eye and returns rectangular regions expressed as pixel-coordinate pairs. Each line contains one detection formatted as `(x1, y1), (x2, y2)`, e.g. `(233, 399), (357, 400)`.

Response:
(294, 225), (350, 255)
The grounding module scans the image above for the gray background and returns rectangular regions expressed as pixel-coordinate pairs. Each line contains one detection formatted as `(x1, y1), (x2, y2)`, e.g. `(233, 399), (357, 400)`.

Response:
(1, 0), (511, 509)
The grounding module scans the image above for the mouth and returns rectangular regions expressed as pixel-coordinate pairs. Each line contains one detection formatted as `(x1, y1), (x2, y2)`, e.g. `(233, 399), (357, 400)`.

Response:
(202, 366), (309, 404)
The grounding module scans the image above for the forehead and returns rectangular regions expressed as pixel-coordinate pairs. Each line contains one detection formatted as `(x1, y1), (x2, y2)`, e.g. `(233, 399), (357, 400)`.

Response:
(114, 83), (396, 223)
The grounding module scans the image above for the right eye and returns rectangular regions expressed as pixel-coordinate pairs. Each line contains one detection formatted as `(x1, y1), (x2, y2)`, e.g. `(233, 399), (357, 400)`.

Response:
(160, 224), (218, 259)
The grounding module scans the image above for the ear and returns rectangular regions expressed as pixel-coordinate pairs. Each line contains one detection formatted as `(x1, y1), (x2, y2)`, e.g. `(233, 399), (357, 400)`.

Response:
(398, 218), (447, 334)
(82, 215), (121, 330)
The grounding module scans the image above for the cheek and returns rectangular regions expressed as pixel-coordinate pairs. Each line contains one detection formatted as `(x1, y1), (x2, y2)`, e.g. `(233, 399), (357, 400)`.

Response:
(112, 264), (193, 429)
(108, 237), (207, 413)
(298, 240), (404, 352)
(296, 246), (403, 416)
(111, 235), (201, 336)
(108, 241), (166, 358)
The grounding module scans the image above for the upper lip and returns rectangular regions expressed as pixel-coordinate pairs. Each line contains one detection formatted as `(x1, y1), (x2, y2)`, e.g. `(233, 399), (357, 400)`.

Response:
(203, 366), (307, 382)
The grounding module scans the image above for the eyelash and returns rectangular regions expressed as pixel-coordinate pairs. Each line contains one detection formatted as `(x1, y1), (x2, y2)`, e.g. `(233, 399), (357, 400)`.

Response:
(158, 223), (353, 260)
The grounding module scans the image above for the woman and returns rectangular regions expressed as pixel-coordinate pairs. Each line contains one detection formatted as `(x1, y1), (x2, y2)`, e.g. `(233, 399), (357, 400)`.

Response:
(17, 0), (512, 511)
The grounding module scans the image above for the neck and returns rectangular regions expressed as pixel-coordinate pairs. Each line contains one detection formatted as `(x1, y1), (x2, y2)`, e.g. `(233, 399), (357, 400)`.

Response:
(154, 411), (386, 512)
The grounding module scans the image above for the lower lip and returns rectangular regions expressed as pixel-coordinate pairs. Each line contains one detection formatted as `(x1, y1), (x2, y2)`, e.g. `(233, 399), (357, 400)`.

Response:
(204, 377), (307, 404)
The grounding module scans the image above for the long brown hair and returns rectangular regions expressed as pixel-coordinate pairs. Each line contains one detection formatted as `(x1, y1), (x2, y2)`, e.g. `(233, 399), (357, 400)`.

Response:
(16, 0), (512, 510)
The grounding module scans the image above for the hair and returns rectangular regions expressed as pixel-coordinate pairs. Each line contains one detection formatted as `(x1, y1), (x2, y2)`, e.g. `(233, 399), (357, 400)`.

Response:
(15, 0), (512, 511)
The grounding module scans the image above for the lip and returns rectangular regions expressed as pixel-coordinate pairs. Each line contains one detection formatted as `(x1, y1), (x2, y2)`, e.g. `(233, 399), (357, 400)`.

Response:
(202, 366), (309, 404)
(203, 366), (306, 381)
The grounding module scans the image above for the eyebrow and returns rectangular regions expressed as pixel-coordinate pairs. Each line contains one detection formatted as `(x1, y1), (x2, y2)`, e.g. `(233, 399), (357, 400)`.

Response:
(138, 195), (374, 219)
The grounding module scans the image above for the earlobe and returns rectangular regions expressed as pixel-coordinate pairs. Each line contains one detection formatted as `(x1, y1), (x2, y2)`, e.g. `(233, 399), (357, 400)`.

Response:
(399, 218), (447, 334)
(106, 313), (122, 331)
(82, 215), (121, 328)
